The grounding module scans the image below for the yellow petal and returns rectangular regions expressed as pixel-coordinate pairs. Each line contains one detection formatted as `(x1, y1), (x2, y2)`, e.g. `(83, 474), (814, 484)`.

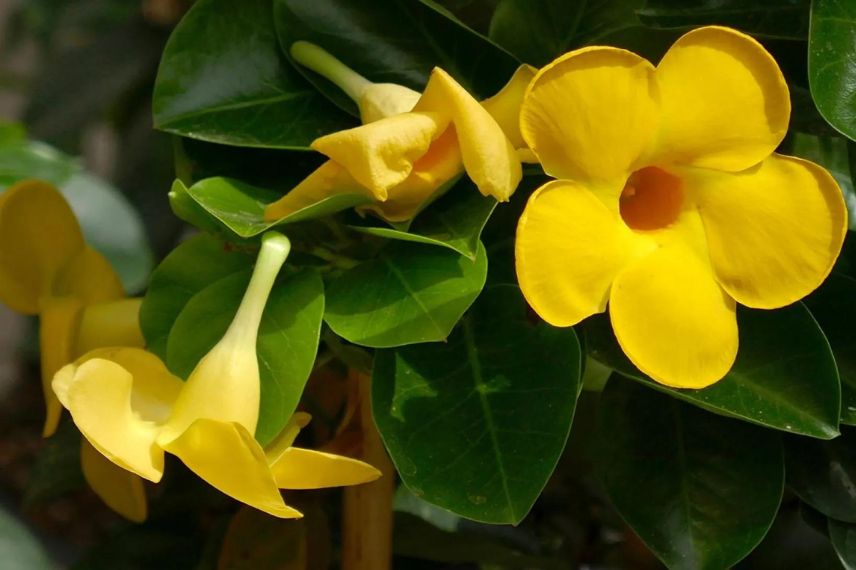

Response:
(270, 448), (381, 490)
(515, 180), (634, 327)
(80, 439), (147, 523)
(75, 298), (145, 355)
(415, 68), (521, 201)
(39, 297), (83, 437)
(54, 245), (125, 304)
(481, 64), (537, 150)
(362, 127), (464, 222)
(654, 26), (790, 171)
(0, 180), (84, 314)
(687, 154), (847, 308)
(161, 419), (302, 519)
(52, 348), (183, 482)
(311, 112), (448, 198)
(609, 243), (738, 389)
(520, 47), (659, 187)
(264, 161), (373, 222)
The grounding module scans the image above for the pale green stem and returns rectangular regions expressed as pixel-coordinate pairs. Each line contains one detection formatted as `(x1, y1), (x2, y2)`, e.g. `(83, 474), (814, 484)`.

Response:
(223, 232), (292, 345)
(291, 40), (371, 102)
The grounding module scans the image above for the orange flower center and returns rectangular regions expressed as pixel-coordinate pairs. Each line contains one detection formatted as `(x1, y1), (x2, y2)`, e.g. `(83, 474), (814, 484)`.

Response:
(619, 167), (684, 231)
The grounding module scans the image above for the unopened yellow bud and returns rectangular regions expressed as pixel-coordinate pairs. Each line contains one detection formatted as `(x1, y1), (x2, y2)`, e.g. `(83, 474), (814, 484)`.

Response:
(158, 232), (291, 443)
(291, 41), (420, 123)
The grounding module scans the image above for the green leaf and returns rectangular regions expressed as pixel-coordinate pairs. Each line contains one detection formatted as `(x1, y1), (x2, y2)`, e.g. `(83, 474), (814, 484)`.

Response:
(596, 378), (784, 570)
(348, 178), (497, 259)
(373, 285), (581, 524)
(804, 273), (856, 424)
(489, 0), (642, 66)
(173, 177), (372, 238)
(153, 0), (353, 149)
(325, 241), (488, 348)
(785, 427), (856, 523)
(809, 0), (856, 141)
(0, 506), (54, 570)
(640, 0), (809, 40)
(273, 0), (519, 117)
(139, 234), (254, 360)
(166, 267), (325, 444)
(584, 304), (841, 439)
(0, 138), (153, 292)
(829, 519), (856, 570)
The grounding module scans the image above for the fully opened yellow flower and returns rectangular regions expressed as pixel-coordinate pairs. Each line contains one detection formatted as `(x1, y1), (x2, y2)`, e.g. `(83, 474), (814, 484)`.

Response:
(264, 42), (534, 222)
(53, 232), (380, 518)
(515, 26), (847, 389)
(0, 179), (147, 521)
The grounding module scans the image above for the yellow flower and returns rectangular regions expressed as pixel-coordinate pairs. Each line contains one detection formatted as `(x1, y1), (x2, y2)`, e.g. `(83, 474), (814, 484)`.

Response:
(515, 26), (848, 389)
(53, 232), (380, 518)
(264, 42), (534, 223)
(0, 179), (147, 521)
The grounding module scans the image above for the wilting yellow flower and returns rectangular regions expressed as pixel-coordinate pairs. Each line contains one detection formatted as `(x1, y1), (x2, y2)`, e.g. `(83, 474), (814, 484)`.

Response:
(515, 26), (847, 388)
(264, 42), (534, 222)
(54, 232), (380, 518)
(0, 179), (147, 520)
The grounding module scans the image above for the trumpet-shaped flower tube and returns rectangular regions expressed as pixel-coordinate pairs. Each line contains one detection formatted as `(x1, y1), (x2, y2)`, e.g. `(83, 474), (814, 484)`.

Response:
(515, 26), (848, 389)
(54, 232), (380, 518)
(0, 180), (147, 521)
(264, 42), (534, 223)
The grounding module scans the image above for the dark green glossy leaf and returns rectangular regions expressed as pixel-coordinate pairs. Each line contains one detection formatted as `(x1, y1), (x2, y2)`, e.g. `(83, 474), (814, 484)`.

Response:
(348, 178), (497, 259)
(585, 303), (840, 439)
(489, 0), (642, 66)
(804, 273), (856, 424)
(139, 234), (254, 360)
(373, 285), (581, 523)
(274, 0), (518, 116)
(785, 427), (856, 523)
(786, 132), (856, 229)
(597, 378), (784, 570)
(166, 267), (325, 445)
(829, 519), (856, 570)
(325, 241), (487, 348)
(153, 0), (353, 149)
(172, 177), (372, 238)
(640, 0), (809, 40)
(809, 0), (856, 141)
(0, 138), (152, 292)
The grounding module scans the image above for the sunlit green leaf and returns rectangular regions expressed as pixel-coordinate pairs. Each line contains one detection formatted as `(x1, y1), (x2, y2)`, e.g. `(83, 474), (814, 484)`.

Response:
(325, 241), (487, 348)
(172, 177), (372, 238)
(373, 285), (581, 523)
(140, 234), (254, 360)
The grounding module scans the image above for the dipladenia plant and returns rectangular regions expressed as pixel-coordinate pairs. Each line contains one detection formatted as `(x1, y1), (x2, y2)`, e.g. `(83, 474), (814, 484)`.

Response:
(7, 1), (856, 568)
